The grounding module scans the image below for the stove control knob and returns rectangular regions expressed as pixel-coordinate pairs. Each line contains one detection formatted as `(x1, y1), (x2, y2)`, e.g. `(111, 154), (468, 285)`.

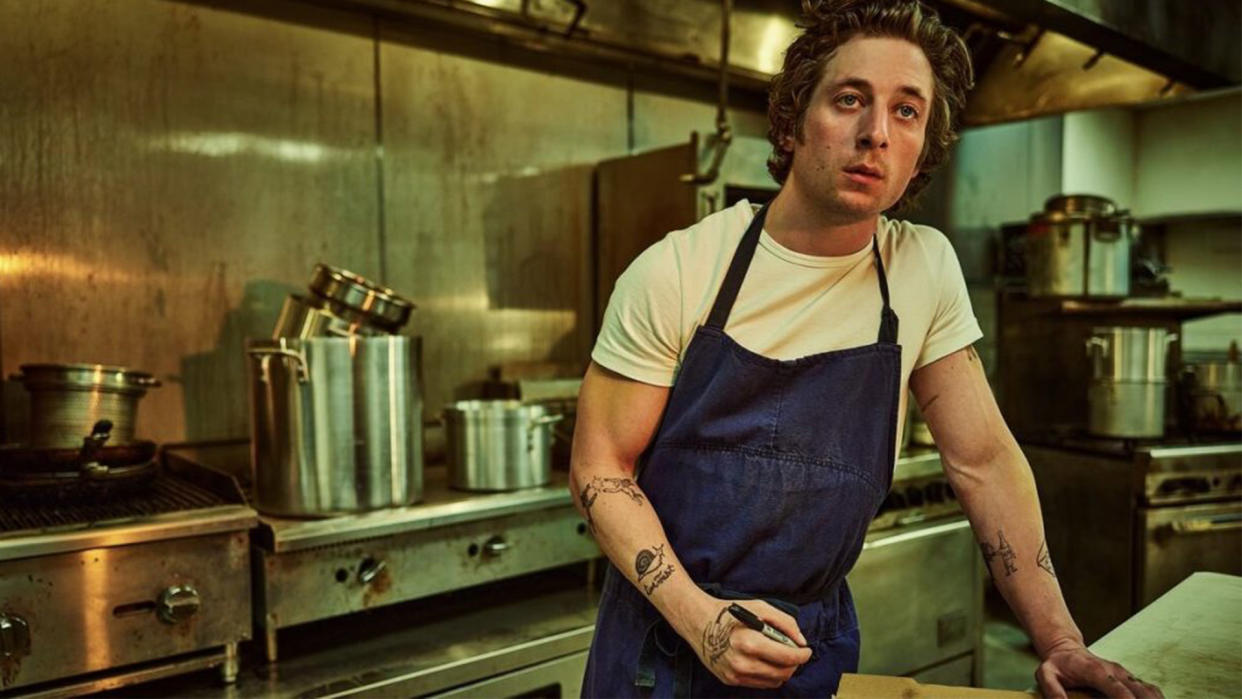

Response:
(157, 585), (200, 625)
(0, 613), (30, 659)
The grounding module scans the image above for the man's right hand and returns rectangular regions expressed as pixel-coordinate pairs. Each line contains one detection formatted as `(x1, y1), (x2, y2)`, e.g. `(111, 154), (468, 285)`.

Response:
(690, 598), (813, 689)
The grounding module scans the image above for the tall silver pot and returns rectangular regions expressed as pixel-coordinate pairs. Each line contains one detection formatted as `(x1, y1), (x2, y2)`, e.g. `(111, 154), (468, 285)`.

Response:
(1085, 327), (1176, 438)
(247, 336), (423, 517)
(1026, 194), (1136, 297)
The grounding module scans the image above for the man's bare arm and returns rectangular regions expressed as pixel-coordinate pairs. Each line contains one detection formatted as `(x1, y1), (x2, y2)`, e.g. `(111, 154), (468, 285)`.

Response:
(570, 362), (810, 688)
(911, 346), (1160, 699)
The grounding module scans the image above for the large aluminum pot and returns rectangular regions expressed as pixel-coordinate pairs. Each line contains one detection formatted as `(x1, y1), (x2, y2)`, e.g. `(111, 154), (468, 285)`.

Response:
(1026, 194), (1136, 297)
(11, 364), (160, 448)
(1085, 327), (1176, 438)
(247, 336), (423, 517)
(444, 400), (562, 491)
(1181, 361), (1242, 433)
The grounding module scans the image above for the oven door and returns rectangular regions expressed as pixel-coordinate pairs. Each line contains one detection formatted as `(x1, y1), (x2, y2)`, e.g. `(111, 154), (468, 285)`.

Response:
(1137, 500), (1242, 608)
(849, 517), (981, 681)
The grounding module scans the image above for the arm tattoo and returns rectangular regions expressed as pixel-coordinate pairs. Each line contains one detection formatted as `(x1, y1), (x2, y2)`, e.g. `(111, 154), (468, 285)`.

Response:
(1036, 540), (1056, 578)
(635, 544), (675, 596)
(578, 477), (645, 532)
(701, 607), (735, 666)
(966, 346), (980, 363)
(980, 529), (1018, 576)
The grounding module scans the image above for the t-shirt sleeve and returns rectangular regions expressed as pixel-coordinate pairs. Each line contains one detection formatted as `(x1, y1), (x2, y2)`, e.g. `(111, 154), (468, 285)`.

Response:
(915, 235), (984, 369)
(591, 238), (683, 386)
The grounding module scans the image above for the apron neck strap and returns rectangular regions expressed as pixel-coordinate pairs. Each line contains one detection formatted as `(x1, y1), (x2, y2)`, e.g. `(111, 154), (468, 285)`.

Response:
(705, 204), (900, 345)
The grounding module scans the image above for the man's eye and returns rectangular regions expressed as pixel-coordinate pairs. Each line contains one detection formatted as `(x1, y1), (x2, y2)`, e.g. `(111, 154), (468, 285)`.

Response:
(898, 105), (919, 119)
(838, 94), (860, 107)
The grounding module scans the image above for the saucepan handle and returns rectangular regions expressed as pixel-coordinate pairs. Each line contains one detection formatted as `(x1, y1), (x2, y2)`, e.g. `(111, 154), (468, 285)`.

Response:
(246, 346), (309, 383)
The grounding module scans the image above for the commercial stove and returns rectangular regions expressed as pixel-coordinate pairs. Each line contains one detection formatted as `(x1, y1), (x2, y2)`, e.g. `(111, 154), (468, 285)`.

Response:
(1025, 435), (1242, 642)
(165, 443), (600, 664)
(0, 454), (256, 696)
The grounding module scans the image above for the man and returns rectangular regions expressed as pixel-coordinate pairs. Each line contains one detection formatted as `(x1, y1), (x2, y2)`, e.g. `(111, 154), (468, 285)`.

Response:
(571, 2), (1160, 697)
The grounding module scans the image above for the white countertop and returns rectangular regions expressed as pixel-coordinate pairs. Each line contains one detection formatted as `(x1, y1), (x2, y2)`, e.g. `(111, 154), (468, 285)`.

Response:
(1089, 572), (1242, 698)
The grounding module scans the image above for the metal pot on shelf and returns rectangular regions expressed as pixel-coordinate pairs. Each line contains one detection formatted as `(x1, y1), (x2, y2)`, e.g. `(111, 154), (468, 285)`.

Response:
(247, 336), (423, 517)
(1026, 194), (1137, 297)
(9, 363), (161, 448)
(443, 400), (563, 492)
(1085, 326), (1177, 438)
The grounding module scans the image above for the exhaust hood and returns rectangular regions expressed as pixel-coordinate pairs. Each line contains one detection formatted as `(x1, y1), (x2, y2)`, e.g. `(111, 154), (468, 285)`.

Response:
(932, 0), (1241, 124)
(292, 0), (1239, 125)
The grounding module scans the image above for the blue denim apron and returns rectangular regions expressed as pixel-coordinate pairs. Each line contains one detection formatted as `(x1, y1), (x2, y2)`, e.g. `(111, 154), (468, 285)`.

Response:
(582, 204), (901, 697)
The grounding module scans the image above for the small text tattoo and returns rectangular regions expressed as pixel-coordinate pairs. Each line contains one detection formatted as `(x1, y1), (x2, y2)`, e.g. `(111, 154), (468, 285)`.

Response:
(1037, 541), (1056, 578)
(578, 477), (645, 531)
(980, 529), (1018, 576)
(644, 564), (675, 596)
(702, 608), (735, 666)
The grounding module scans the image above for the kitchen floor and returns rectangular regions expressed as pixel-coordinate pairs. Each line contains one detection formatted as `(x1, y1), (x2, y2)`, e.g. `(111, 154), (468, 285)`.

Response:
(981, 591), (1042, 692)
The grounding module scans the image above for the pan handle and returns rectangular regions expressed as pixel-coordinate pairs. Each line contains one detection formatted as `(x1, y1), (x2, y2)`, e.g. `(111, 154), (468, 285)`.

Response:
(247, 346), (309, 383)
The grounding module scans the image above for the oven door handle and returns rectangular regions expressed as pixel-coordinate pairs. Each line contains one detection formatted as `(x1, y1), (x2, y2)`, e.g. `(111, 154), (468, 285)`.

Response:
(1167, 513), (1242, 535)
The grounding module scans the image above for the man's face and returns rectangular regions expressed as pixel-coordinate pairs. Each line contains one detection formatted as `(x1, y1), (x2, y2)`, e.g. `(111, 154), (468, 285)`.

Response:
(783, 35), (934, 219)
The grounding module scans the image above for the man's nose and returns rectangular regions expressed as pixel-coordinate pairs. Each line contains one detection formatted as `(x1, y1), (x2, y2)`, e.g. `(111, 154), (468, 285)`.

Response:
(857, 108), (889, 150)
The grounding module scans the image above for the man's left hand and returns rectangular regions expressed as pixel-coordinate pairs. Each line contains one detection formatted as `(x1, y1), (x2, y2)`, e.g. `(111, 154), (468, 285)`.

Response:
(1036, 641), (1163, 699)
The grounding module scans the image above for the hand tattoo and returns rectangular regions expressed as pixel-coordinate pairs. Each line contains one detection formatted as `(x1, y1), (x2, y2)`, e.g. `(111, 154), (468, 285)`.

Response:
(701, 607), (735, 666)
(1037, 540), (1056, 578)
(578, 477), (645, 532)
(980, 529), (1018, 576)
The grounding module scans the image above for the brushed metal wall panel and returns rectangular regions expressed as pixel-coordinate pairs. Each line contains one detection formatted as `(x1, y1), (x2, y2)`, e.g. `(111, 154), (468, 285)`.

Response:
(378, 24), (628, 419)
(0, 0), (380, 442)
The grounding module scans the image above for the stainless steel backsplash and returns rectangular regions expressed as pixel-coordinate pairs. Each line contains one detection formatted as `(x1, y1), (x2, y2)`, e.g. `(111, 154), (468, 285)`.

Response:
(0, 0), (770, 444)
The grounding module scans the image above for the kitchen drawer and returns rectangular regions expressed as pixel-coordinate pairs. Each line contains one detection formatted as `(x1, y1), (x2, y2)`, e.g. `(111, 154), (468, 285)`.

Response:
(256, 504), (598, 629)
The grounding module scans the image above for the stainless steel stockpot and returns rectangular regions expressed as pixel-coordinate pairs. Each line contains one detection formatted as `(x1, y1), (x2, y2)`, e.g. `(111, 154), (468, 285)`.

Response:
(1026, 194), (1136, 297)
(1181, 360), (1242, 433)
(1085, 326), (1176, 438)
(443, 400), (562, 492)
(11, 363), (160, 448)
(308, 264), (414, 332)
(247, 336), (423, 517)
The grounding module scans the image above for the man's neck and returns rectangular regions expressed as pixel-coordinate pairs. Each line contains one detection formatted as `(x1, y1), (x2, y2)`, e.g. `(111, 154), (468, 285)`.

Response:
(764, 185), (879, 257)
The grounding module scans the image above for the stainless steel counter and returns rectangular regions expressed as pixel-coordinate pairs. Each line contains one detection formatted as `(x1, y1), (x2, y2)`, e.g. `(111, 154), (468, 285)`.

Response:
(255, 466), (574, 553)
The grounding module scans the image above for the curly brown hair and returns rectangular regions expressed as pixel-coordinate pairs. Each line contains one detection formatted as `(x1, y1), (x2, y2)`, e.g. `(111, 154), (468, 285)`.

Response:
(766, 0), (974, 212)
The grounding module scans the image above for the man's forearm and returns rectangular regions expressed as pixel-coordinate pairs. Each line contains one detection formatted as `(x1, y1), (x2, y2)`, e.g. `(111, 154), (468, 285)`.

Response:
(570, 461), (715, 643)
(946, 443), (1085, 657)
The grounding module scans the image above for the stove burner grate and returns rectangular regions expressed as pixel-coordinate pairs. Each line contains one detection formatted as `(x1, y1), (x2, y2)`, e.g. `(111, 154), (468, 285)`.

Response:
(0, 475), (229, 534)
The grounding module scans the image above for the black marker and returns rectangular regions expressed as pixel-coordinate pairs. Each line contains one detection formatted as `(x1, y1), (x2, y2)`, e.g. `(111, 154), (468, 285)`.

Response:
(726, 603), (801, 648)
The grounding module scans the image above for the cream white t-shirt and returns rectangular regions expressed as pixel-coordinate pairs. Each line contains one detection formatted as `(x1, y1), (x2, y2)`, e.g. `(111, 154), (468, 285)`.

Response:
(592, 199), (983, 451)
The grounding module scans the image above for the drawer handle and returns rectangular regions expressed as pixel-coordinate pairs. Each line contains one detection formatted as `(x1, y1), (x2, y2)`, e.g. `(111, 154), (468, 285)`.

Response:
(1168, 514), (1242, 535)
(483, 536), (510, 557)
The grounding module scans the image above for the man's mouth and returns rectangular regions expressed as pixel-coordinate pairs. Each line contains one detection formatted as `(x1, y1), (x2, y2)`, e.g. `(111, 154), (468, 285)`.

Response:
(843, 164), (884, 180)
